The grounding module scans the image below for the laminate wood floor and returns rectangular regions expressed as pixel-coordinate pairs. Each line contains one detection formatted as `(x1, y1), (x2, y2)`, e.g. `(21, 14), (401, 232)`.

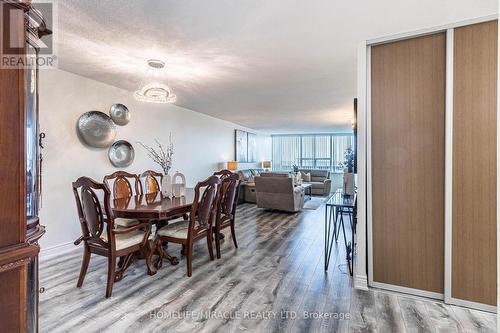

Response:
(39, 203), (497, 333)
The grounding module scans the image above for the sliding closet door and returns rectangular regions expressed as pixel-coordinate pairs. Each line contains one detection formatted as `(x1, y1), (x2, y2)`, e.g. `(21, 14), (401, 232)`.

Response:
(452, 21), (497, 306)
(371, 33), (446, 295)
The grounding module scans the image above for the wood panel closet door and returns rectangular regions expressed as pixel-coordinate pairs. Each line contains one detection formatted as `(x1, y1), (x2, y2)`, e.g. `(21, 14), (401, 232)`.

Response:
(371, 33), (446, 294)
(452, 21), (497, 306)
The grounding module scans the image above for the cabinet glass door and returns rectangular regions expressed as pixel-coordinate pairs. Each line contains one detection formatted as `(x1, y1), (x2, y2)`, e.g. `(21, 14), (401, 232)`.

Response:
(25, 42), (38, 221)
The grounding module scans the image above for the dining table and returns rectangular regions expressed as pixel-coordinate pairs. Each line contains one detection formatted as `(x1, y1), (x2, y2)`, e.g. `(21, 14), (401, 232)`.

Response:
(110, 188), (196, 276)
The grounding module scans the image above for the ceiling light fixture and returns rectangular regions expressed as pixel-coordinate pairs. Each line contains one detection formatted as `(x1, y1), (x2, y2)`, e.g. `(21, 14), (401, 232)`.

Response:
(134, 59), (177, 104)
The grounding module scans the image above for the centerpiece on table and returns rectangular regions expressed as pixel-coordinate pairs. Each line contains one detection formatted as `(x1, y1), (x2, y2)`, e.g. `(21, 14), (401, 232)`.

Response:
(138, 133), (174, 197)
(343, 146), (355, 195)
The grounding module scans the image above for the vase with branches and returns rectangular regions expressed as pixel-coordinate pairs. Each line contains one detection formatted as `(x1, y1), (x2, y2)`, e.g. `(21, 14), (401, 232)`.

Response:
(343, 146), (355, 173)
(138, 134), (174, 175)
(138, 133), (174, 196)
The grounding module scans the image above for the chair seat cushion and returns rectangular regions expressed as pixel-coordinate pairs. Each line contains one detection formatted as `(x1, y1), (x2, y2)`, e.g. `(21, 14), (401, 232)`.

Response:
(157, 221), (189, 239)
(101, 229), (149, 251)
(115, 218), (140, 228)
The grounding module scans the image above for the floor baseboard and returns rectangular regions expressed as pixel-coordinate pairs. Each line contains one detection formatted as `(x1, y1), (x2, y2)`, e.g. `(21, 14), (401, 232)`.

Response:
(40, 242), (79, 262)
(354, 274), (368, 290)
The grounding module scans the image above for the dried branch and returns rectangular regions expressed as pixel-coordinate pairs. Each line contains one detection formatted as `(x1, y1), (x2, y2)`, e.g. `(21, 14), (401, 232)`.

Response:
(138, 133), (174, 175)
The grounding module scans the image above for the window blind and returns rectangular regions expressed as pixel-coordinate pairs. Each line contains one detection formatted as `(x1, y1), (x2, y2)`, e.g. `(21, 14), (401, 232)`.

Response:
(271, 134), (354, 172)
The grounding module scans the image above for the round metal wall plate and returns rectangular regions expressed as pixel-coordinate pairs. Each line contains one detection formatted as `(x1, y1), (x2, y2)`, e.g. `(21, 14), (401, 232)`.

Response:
(108, 140), (135, 167)
(109, 103), (131, 126)
(77, 111), (116, 148)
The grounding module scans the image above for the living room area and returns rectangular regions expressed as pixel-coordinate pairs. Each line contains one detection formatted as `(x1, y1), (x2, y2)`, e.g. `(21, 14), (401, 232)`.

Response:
(236, 133), (354, 212)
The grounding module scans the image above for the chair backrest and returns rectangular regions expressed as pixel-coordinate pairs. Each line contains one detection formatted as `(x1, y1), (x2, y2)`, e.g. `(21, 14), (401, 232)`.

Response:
(103, 171), (142, 199)
(188, 175), (221, 239)
(259, 172), (290, 178)
(213, 169), (233, 179)
(254, 175), (294, 194)
(72, 177), (113, 248)
(214, 170), (240, 216)
(141, 170), (163, 194)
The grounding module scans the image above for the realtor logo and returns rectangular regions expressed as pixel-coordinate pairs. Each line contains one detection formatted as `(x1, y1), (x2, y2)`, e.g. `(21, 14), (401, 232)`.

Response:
(1, 1), (58, 69)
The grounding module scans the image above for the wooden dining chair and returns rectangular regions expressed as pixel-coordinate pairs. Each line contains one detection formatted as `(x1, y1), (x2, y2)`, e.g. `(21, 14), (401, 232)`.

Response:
(154, 175), (221, 276)
(104, 171), (143, 198)
(72, 177), (152, 298)
(213, 170), (241, 258)
(103, 171), (143, 228)
(140, 170), (162, 194)
(140, 170), (188, 227)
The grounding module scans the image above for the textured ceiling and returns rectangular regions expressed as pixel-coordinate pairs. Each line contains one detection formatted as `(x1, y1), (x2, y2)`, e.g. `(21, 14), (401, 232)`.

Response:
(53, 0), (497, 133)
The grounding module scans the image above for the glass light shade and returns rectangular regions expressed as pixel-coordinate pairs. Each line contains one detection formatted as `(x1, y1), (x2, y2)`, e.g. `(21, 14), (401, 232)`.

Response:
(134, 59), (177, 104)
(227, 161), (238, 171)
(134, 83), (177, 103)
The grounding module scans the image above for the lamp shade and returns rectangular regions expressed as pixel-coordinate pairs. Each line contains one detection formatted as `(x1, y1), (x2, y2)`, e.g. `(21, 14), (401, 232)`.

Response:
(227, 161), (238, 171)
(262, 160), (271, 169)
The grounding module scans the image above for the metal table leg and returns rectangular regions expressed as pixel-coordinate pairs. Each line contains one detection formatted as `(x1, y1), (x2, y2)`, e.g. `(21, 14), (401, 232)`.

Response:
(324, 204), (336, 271)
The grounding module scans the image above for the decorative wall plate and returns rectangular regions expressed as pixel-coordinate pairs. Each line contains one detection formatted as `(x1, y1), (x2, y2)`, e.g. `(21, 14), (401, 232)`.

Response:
(77, 111), (116, 148)
(108, 140), (135, 167)
(109, 103), (131, 126)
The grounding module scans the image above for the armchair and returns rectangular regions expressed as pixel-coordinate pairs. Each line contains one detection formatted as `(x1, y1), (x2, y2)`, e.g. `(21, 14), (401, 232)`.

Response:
(254, 173), (305, 212)
(299, 169), (332, 195)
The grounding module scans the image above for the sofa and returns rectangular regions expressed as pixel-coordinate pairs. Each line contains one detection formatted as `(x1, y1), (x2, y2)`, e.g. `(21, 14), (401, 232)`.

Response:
(254, 173), (304, 212)
(236, 168), (264, 203)
(299, 169), (332, 196)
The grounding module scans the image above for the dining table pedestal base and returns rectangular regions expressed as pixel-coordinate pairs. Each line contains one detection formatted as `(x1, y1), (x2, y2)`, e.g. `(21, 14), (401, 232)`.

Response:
(154, 241), (180, 269)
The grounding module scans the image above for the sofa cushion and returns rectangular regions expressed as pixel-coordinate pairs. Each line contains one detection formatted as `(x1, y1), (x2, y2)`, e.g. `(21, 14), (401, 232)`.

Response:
(260, 172), (290, 178)
(238, 170), (253, 181)
(301, 172), (311, 182)
(310, 170), (329, 178)
(309, 181), (325, 189)
(255, 175), (294, 193)
(251, 169), (264, 176)
(311, 176), (326, 182)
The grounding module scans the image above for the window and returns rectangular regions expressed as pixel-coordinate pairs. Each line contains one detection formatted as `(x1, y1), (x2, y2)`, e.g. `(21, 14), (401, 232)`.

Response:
(272, 134), (354, 172)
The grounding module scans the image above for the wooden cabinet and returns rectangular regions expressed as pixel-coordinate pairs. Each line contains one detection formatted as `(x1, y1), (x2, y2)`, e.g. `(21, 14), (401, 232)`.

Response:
(0, 1), (51, 331)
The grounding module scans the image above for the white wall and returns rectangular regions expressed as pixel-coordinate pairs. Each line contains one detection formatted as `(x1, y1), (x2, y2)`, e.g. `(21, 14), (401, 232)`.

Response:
(354, 41), (368, 290)
(38, 69), (271, 253)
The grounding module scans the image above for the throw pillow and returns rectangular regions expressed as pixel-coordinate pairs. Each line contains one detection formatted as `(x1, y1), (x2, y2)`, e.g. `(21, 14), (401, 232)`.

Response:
(302, 172), (311, 182)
